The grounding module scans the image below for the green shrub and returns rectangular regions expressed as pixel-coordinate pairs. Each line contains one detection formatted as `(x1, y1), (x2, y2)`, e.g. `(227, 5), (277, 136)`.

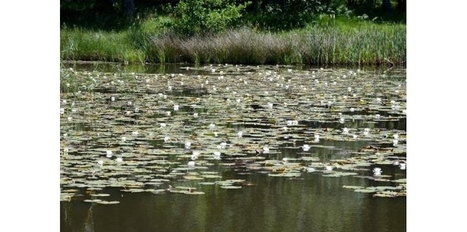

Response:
(171, 0), (251, 36)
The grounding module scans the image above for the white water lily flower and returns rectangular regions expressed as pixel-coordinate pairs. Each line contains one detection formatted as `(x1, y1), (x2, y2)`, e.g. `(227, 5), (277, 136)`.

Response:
(348, 87), (352, 92)
(339, 118), (345, 124)
(60, 108), (64, 114)
(342, 128), (349, 135)
(373, 167), (382, 176)
(399, 163), (406, 170)
(267, 102), (273, 109)
(350, 108), (355, 112)
(160, 123), (167, 128)
(213, 151), (221, 160)
(393, 139), (398, 146)
(363, 128), (370, 136)
(302, 144), (311, 151)
(191, 151), (199, 160)
(193, 113), (198, 118)
(185, 141), (191, 149)
(263, 145), (269, 154)
(97, 160), (104, 167)
(132, 131), (138, 136)
(325, 165), (333, 171)
(164, 136), (170, 142)
(67, 116), (72, 121)
(237, 131), (243, 138)
(220, 142), (227, 149)
(121, 136), (126, 142)
(353, 134), (358, 139)
(314, 134), (320, 142)
(209, 123), (215, 130)
(106, 150), (113, 158)
(174, 105), (179, 111)
(116, 157), (123, 163)
(188, 161), (195, 169)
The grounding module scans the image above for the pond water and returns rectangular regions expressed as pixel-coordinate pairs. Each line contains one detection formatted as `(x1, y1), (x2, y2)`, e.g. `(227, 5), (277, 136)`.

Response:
(60, 63), (406, 232)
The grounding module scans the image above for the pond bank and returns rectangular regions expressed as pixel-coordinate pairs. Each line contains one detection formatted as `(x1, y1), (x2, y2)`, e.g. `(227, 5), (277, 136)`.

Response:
(60, 25), (405, 66)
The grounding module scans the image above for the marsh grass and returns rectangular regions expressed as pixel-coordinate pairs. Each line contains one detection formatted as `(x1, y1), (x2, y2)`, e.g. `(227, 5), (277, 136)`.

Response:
(61, 21), (405, 65)
(60, 28), (146, 64)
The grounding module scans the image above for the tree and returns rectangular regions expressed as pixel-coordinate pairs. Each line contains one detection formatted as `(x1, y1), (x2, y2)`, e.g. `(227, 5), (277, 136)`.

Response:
(382, 0), (391, 12)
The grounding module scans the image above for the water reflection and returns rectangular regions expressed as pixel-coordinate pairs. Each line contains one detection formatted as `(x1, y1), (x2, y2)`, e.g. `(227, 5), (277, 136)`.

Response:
(61, 173), (405, 232)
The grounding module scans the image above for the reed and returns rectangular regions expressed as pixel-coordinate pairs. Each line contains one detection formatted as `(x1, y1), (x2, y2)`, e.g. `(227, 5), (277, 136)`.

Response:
(60, 21), (405, 65)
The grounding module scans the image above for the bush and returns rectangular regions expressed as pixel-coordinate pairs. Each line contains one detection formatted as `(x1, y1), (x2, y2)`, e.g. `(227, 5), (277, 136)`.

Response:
(171, 0), (251, 36)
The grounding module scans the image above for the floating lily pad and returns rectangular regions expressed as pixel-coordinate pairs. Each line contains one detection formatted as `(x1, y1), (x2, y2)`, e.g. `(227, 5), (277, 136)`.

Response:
(354, 188), (378, 193)
(220, 185), (242, 189)
(96, 200), (120, 204)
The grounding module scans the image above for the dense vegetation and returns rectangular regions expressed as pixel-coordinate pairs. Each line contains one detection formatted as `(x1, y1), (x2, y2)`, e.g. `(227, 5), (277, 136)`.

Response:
(60, 0), (406, 65)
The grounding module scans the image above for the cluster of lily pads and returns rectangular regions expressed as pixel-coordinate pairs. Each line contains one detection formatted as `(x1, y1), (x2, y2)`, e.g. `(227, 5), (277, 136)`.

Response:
(60, 64), (406, 203)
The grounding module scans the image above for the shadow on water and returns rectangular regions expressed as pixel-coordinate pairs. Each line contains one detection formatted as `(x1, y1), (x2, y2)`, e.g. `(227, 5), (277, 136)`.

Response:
(62, 62), (209, 75)
(61, 172), (406, 232)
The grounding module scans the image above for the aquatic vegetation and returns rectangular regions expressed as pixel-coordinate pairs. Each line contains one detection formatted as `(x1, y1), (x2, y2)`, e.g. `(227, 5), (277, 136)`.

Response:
(60, 65), (406, 203)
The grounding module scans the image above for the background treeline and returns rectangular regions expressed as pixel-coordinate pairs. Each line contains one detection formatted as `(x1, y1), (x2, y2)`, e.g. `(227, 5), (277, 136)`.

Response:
(61, 0), (406, 32)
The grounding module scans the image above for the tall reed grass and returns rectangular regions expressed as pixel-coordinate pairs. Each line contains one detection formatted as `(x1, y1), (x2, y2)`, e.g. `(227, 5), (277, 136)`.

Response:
(61, 23), (405, 65)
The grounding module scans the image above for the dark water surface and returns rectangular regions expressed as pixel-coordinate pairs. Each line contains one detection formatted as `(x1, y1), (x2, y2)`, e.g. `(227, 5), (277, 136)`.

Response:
(61, 170), (406, 232)
(60, 63), (406, 232)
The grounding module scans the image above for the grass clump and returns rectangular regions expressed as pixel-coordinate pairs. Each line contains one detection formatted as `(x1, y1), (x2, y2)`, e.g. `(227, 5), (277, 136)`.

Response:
(60, 28), (146, 64)
(144, 24), (405, 65)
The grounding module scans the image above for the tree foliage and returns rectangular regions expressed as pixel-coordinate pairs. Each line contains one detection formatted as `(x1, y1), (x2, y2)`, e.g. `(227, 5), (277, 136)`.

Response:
(171, 0), (251, 36)
(60, 0), (405, 32)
